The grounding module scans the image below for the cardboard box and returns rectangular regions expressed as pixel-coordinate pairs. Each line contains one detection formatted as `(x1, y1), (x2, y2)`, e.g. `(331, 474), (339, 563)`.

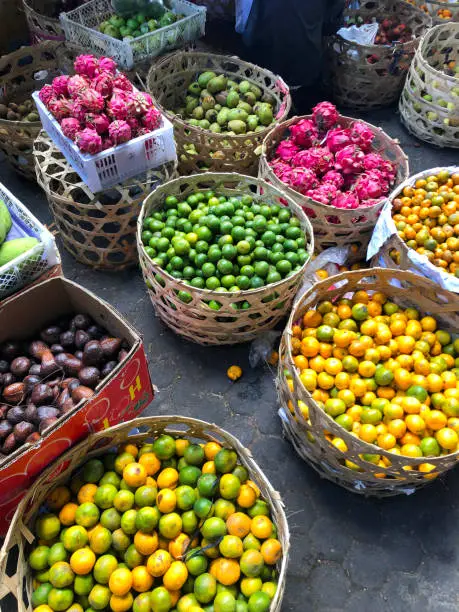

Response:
(0, 277), (153, 535)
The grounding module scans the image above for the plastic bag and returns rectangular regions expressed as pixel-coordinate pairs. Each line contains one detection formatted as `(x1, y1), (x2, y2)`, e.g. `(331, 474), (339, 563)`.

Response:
(337, 22), (378, 45)
(249, 331), (280, 368)
(296, 246), (351, 299)
(110, 0), (168, 18)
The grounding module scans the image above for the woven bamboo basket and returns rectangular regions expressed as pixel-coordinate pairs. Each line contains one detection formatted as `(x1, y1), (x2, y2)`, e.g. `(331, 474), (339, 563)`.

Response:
(0, 415), (289, 612)
(277, 267), (459, 497)
(22, 0), (66, 42)
(0, 41), (64, 180)
(138, 173), (314, 345)
(325, 0), (431, 110)
(34, 132), (178, 271)
(146, 50), (291, 176)
(399, 22), (459, 148)
(259, 115), (409, 263)
(369, 166), (459, 292)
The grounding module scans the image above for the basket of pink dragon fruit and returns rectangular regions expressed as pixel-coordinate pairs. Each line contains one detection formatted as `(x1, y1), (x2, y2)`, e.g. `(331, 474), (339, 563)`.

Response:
(259, 102), (409, 262)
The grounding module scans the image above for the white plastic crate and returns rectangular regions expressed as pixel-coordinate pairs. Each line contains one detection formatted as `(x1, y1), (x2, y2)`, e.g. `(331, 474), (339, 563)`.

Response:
(0, 182), (59, 301)
(32, 91), (177, 193)
(60, 0), (206, 69)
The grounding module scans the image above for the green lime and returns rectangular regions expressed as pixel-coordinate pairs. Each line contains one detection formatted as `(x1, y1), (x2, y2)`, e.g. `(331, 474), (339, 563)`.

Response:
(222, 243), (237, 259)
(194, 497), (213, 519)
(250, 276), (264, 289)
(32, 583), (53, 607)
(420, 437), (441, 457)
(48, 543), (67, 566)
(120, 509), (137, 535)
(206, 276), (221, 290)
(74, 573), (95, 596)
(153, 435), (176, 459)
(176, 485), (197, 510)
(100, 508), (121, 531)
(201, 517), (227, 540)
(179, 465), (202, 486)
(202, 262), (216, 278)
(29, 546), (50, 571)
(48, 588), (74, 611)
(208, 247), (222, 262)
(182, 510), (199, 534)
(197, 474), (219, 497)
(191, 277), (205, 288)
(186, 549), (208, 576)
(276, 260), (292, 276)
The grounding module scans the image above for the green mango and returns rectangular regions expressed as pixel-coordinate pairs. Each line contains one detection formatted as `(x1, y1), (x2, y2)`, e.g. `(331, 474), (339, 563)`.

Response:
(198, 119), (210, 130)
(207, 76), (227, 94)
(228, 119), (246, 134)
(227, 79), (238, 90)
(187, 119), (200, 126)
(201, 96), (215, 111)
(205, 109), (218, 123)
(249, 84), (262, 99)
(237, 101), (252, 114)
(209, 123), (222, 133)
(0, 237), (39, 267)
(185, 98), (199, 115)
(226, 91), (240, 108)
(197, 71), (217, 89)
(191, 106), (204, 120)
(159, 11), (177, 27)
(188, 82), (201, 97)
(227, 108), (248, 122)
(238, 80), (251, 94)
(0, 200), (12, 245)
(214, 104), (222, 112)
(243, 91), (257, 106)
(216, 108), (229, 126)
(246, 115), (259, 131)
(256, 104), (273, 126)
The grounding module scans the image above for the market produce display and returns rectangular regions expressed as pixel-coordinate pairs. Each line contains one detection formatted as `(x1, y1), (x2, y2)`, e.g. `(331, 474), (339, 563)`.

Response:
(390, 169), (459, 277)
(179, 71), (275, 134)
(99, 9), (184, 40)
(38, 54), (163, 155)
(0, 98), (39, 122)
(345, 15), (414, 45)
(141, 190), (309, 297)
(26, 436), (282, 612)
(286, 285), (459, 469)
(0, 314), (128, 459)
(269, 102), (397, 210)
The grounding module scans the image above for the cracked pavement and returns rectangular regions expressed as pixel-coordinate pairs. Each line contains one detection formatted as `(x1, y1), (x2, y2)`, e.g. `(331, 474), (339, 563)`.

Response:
(1, 107), (458, 611)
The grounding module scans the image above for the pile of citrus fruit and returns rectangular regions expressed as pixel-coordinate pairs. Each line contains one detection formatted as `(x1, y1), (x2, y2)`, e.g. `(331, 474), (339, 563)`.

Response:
(28, 436), (282, 612)
(141, 190), (309, 305)
(286, 287), (459, 475)
(391, 169), (459, 277)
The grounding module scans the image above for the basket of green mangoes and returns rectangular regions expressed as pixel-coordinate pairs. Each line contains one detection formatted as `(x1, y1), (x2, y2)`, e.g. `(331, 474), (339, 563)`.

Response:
(147, 50), (292, 176)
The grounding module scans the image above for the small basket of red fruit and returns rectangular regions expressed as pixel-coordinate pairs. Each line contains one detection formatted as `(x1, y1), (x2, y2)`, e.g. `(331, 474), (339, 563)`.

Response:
(325, 0), (431, 110)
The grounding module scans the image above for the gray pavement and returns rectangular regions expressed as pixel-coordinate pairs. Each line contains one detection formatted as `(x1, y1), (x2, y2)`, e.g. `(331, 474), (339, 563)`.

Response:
(1, 108), (457, 611)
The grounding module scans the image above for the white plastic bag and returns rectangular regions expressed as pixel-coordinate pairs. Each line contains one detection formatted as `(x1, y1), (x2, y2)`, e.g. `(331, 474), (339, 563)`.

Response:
(337, 22), (379, 45)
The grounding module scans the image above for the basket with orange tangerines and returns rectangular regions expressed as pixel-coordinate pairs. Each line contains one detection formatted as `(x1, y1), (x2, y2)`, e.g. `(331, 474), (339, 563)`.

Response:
(5, 417), (287, 612)
(277, 267), (459, 496)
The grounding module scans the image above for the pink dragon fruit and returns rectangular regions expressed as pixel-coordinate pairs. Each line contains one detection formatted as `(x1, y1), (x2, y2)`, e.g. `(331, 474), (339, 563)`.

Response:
(72, 100), (87, 123)
(126, 117), (140, 135)
(380, 160), (397, 184)
(275, 139), (299, 162)
(67, 75), (89, 99)
(49, 98), (73, 121)
(136, 127), (151, 137)
(270, 157), (292, 180)
(362, 152), (386, 172)
(363, 156), (396, 184)
(326, 128), (352, 153)
(60, 117), (81, 141)
(76, 127), (103, 154)
(79, 88), (104, 113)
(290, 119), (318, 148)
(333, 191), (360, 209)
(92, 72), (114, 98)
(102, 137), (114, 150)
(312, 101), (339, 132)
(39, 84), (56, 107)
(52, 75), (70, 98)
(323, 170), (344, 189)
(307, 183), (338, 205)
(98, 57), (117, 75)
(335, 145), (365, 175)
(85, 112), (110, 135)
(127, 92), (154, 117)
(354, 171), (386, 201)
(112, 73), (133, 92)
(109, 120), (132, 145)
(107, 93), (129, 120)
(293, 147), (334, 175)
(287, 168), (319, 195)
(143, 107), (162, 131)
(350, 121), (374, 152)
(74, 54), (99, 79)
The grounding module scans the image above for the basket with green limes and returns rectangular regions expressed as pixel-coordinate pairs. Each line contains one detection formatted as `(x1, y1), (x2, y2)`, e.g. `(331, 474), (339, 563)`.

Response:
(137, 173), (314, 345)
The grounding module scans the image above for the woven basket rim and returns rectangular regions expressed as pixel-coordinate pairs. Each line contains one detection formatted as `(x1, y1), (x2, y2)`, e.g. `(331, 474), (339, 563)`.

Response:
(260, 114), (409, 215)
(147, 49), (292, 141)
(332, 0), (431, 50)
(137, 171), (314, 298)
(283, 266), (459, 466)
(417, 22), (459, 83)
